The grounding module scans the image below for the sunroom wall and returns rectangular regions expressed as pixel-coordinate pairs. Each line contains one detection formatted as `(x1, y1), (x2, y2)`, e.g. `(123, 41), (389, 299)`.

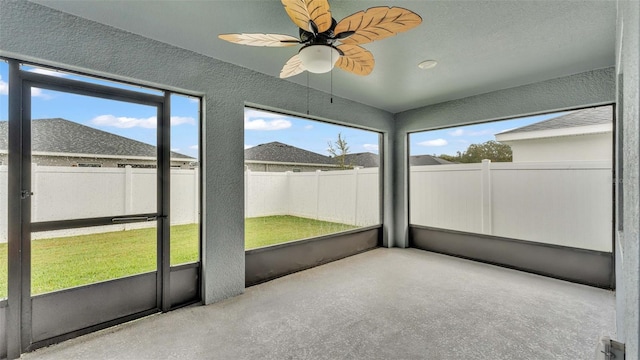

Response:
(392, 67), (615, 248)
(0, 1), (395, 304)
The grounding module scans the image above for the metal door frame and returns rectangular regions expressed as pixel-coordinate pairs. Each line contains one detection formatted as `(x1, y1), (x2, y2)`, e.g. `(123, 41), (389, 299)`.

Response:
(6, 59), (171, 356)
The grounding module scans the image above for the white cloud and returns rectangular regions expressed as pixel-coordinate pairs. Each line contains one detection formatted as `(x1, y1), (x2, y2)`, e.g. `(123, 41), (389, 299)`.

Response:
(245, 118), (291, 131)
(304, 125), (313, 130)
(189, 145), (198, 150)
(92, 115), (156, 128)
(171, 148), (180, 152)
(31, 87), (53, 100)
(170, 116), (196, 126)
(28, 68), (67, 77)
(418, 139), (448, 147)
(91, 115), (195, 128)
(449, 127), (495, 137)
(469, 129), (495, 136)
(363, 143), (379, 152)
(0, 76), (7, 95)
(0, 78), (52, 99)
(244, 144), (254, 149)
(244, 109), (292, 131)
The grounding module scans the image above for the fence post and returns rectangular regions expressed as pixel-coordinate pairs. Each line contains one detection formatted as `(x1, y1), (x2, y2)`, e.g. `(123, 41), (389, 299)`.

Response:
(244, 167), (250, 218)
(481, 159), (492, 234)
(193, 167), (199, 224)
(285, 171), (292, 216)
(315, 170), (321, 220)
(353, 168), (359, 226)
(124, 165), (132, 230)
(31, 163), (38, 222)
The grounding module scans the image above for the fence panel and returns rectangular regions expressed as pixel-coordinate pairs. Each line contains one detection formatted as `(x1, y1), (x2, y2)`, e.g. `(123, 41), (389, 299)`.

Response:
(32, 166), (127, 222)
(355, 168), (380, 226)
(245, 171), (289, 218)
(287, 172), (319, 219)
(410, 164), (483, 233)
(317, 171), (357, 224)
(409, 161), (612, 252)
(490, 162), (611, 251)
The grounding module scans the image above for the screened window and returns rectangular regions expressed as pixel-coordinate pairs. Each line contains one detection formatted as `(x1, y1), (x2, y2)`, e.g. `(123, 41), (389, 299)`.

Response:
(409, 105), (613, 252)
(244, 107), (381, 249)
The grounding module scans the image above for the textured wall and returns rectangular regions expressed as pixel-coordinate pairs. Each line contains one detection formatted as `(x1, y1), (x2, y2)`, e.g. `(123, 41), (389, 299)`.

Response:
(616, 0), (640, 356)
(0, 1), (394, 304)
(393, 68), (615, 248)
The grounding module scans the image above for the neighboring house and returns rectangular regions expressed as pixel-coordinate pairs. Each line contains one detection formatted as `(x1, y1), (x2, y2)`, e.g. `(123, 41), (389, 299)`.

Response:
(0, 118), (195, 168)
(245, 143), (452, 171)
(344, 152), (380, 168)
(245, 141), (338, 172)
(410, 155), (454, 166)
(495, 106), (613, 162)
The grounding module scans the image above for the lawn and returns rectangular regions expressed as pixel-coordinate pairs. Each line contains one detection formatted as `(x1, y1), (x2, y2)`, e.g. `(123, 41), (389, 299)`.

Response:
(0, 216), (355, 298)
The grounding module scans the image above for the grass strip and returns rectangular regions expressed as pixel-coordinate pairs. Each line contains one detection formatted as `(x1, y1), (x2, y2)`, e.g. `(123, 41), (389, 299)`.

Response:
(0, 216), (356, 297)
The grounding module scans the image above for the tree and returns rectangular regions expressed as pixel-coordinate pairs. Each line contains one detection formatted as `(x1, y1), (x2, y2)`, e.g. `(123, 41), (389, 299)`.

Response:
(327, 133), (351, 169)
(439, 140), (512, 163)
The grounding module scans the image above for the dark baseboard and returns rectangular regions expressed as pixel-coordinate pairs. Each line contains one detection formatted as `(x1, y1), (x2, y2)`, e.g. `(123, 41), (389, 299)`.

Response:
(409, 225), (613, 289)
(245, 226), (381, 287)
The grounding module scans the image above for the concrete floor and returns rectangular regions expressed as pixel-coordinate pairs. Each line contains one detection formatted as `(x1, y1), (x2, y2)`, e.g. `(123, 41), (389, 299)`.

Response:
(23, 248), (615, 360)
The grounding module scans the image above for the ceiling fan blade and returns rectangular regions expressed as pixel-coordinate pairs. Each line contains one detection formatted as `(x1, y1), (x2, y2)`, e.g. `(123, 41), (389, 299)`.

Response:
(335, 44), (374, 76)
(334, 7), (422, 45)
(281, 0), (332, 33)
(218, 33), (300, 47)
(280, 54), (307, 78)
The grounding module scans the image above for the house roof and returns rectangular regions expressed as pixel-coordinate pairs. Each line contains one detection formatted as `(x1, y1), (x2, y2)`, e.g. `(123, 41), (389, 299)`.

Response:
(498, 106), (612, 135)
(244, 142), (335, 166)
(0, 118), (193, 160)
(344, 152), (380, 168)
(245, 143), (454, 168)
(410, 155), (454, 166)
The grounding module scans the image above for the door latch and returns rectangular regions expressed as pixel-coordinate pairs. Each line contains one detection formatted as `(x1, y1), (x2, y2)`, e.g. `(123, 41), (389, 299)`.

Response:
(21, 190), (33, 199)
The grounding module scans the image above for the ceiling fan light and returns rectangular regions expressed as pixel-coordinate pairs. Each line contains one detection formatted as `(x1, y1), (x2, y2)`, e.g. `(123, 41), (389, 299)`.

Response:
(298, 45), (340, 74)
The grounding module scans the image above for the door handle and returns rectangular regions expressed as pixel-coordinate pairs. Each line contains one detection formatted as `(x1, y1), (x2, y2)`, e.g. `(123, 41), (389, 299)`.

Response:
(21, 190), (33, 199)
(112, 216), (154, 223)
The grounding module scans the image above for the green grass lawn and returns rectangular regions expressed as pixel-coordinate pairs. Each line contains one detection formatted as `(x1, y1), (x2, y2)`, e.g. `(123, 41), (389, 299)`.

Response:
(0, 216), (355, 298)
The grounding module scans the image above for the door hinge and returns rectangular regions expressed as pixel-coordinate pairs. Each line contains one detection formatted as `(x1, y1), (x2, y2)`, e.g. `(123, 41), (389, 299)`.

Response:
(20, 190), (33, 199)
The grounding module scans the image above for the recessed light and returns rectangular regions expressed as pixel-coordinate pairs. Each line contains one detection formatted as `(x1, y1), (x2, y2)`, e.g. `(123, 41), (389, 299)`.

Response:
(418, 60), (438, 70)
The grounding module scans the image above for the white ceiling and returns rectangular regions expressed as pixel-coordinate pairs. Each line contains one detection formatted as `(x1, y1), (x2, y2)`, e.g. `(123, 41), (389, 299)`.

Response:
(30, 0), (616, 114)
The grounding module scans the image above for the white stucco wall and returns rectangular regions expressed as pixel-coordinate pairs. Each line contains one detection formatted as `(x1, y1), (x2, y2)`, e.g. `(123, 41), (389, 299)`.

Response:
(505, 132), (613, 162)
(0, 1), (394, 306)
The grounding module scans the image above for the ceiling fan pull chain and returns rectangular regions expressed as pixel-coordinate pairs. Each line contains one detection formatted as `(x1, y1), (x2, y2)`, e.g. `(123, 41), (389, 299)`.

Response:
(307, 71), (310, 115)
(330, 50), (334, 104)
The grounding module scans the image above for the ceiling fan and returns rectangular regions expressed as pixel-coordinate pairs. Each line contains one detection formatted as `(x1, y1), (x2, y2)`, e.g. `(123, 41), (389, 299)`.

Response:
(218, 0), (422, 78)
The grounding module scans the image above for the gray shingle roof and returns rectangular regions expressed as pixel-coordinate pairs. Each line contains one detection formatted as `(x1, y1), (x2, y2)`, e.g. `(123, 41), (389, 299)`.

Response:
(344, 152), (380, 168)
(244, 142), (335, 165)
(245, 143), (452, 167)
(498, 106), (612, 135)
(409, 155), (453, 165)
(0, 118), (193, 159)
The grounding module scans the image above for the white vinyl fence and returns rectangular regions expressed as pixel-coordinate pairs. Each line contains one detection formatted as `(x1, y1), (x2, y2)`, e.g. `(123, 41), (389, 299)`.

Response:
(1, 161), (612, 252)
(410, 160), (612, 252)
(0, 164), (199, 242)
(245, 168), (381, 227)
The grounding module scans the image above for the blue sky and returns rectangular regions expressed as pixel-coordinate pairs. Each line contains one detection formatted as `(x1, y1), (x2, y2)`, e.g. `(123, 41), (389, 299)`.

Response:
(244, 108), (380, 156)
(0, 61), (200, 158)
(409, 112), (567, 156)
(1, 60), (568, 159)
